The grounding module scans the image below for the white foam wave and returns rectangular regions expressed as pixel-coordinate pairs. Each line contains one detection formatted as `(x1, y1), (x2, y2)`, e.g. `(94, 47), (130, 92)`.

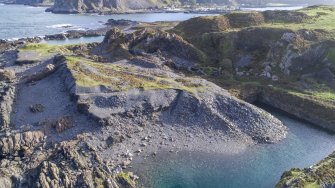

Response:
(7, 38), (19, 41)
(72, 27), (86, 31)
(46, 24), (73, 29)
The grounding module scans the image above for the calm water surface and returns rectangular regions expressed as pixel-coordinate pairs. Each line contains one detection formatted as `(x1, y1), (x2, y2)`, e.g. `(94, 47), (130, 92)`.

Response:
(133, 106), (335, 188)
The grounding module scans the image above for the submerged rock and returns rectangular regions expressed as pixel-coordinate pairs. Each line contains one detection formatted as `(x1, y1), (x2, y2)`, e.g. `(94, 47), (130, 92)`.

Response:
(30, 104), (45, 113)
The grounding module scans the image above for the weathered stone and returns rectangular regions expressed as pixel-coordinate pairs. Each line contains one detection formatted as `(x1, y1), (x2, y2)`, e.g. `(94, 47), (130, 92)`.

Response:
(53, 116), (74, 133)
(0, 69), (15, 81)
(30, 104), (45, 113)
(0, 131), (44, 157)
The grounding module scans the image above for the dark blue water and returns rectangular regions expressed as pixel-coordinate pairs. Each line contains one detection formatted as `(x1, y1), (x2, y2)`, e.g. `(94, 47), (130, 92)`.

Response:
(0, 4), (215, 40)
(134, 108), (335, 188)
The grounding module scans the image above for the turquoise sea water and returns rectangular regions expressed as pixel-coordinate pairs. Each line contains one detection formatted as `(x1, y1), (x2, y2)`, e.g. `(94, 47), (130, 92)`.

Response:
(133, 106), (335, 188)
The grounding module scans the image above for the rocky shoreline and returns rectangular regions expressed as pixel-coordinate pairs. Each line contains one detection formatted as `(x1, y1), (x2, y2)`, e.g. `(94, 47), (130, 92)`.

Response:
(0, 18), (139, 49)
(0, 5), (335, 188)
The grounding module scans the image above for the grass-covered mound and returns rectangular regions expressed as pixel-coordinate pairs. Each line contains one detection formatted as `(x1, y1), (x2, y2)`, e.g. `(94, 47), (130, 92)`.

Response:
(174, 15), (231, 36)
(65, 56), (204, 93)
(18, 43), (205, 94)
(226, 12), (265, 28)
(101, 28), (207, 63)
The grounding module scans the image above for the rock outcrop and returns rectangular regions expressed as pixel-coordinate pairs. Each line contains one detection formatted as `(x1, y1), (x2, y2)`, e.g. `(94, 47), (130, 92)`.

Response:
(277, 151), (335, 188)
(0, 69), (15, 131)
(98, 28), (206, 64)
(27, 139), (124, 188)
(172, 6), (335, 131)
(49, 0), (179, 13)
(0, 131), (45, 157)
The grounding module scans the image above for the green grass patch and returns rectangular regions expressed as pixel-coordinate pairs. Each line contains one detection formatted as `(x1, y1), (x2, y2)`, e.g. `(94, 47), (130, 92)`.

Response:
(287, 90), (335, 103)
(260, 6), (335, 31)
(66, 56), (204, 93)
(20, 43), (72, 57)
(19, 43), (72, 60)
(313, 91), (335, 101)
(117, 172), (135, 187)
(304, 182), (320, 188)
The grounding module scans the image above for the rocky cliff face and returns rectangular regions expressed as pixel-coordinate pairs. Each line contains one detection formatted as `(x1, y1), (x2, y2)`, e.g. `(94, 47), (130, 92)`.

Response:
(49, 0), (178, 13)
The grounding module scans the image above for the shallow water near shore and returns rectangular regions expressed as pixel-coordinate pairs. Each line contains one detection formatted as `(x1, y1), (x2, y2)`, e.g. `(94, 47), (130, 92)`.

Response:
(0, 4), (215, 40)
(132, 105), (335, 188)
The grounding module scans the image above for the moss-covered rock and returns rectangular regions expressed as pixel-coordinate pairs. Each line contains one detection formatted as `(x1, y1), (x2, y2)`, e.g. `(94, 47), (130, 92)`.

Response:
(226, 12), (265, 28)
(263, 10), (310, 23)
(174, 15), (230, 36)
(100, 28), (206, 63)
(277, 151), (335, 188)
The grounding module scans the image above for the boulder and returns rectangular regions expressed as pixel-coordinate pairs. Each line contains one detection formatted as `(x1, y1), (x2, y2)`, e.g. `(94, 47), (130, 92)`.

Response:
(30, 104), (44, 113)
(105, 19), (138, 27)
(0, 69), (15, 82)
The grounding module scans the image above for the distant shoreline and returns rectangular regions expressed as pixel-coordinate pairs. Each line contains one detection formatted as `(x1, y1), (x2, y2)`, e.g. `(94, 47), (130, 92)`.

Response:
(0, 2), (307, 15)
